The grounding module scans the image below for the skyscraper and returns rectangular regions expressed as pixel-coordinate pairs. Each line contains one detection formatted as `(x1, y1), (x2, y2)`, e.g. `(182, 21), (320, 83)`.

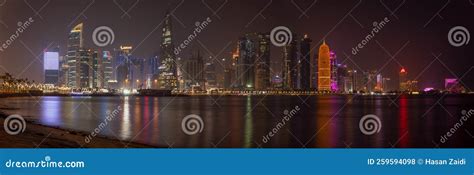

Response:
(66, 23), (83, 88)
(102, 51), (113, 88)
(330, 51), (338, 91)
(399, 68), (407, 91)
(282, 34), (298, 89)
(255, 33), (271, 90)
(236, 36), (256, 89)
(183, 50), (205, 90)
(44, 47), (60, 85)
(157, 11), (178, 90)
(317, 41), (331, 91)
(300, 34), (312, 90)
(77, 49), (93, 88)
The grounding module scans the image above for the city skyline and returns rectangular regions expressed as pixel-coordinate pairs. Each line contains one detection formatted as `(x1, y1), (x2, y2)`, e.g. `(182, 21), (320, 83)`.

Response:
(0, 0), (473, 91)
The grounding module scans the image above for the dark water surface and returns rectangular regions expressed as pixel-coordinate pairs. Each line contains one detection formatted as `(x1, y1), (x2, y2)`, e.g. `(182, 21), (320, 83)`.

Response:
(1, 95), (473, 148)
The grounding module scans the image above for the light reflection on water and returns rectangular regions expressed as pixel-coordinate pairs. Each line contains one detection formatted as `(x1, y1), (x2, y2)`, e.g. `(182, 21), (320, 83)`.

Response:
(1, 95), (473, 148)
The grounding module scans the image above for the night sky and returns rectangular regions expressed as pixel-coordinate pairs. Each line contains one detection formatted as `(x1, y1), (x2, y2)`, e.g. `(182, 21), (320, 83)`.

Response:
(0, 0), (473, 90)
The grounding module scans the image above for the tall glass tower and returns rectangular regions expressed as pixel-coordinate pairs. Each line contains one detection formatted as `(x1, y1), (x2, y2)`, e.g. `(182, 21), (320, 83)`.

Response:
(158, 11), (178, 90)
(66, 23), (83, 88)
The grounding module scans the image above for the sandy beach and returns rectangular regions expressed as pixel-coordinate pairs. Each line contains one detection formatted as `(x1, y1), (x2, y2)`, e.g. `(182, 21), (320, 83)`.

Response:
(0, 112), (154, 148)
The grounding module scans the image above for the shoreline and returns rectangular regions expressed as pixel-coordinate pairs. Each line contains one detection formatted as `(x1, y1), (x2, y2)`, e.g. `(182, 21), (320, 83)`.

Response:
(0, 112), (157, 148)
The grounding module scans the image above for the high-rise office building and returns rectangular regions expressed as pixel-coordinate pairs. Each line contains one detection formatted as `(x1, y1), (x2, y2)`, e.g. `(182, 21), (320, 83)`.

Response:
(183, 51), (205, 90)
(205, 60), (217, 90)
(300, 34), (312, 90)
(66, 23), (83, 88)
(115, 46), (133, 89)
(330, 51), (338, 91)
(158, 11), (178, 90)
(102, 51), (113, 88)
(236, 36), (256, 89)
(282, 34), (298, 89)
(77, 49), (93, 89)
(44, 48), (60, 85)
(255, 33), (271, 90)
(399, 68), (407, 91)
(317, 41), (331, 91)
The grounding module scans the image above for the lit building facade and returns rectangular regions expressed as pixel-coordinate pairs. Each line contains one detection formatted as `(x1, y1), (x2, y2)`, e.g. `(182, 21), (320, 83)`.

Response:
(236, 36), (256, 89)
(317, 41), (331, 91)
(66, 23), (83, 88)
(255, 33), (271, 90)
(158, 11), (178, 90)
(399, 68), (407, 91)
(282, 34), (298, 89)
(44, 49), (59, 85)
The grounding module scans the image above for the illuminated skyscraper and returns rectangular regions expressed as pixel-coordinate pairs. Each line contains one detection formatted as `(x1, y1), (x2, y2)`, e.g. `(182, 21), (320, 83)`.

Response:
(157, 11), (178, 90)
(300, 34), (312, 90)
(317, 41), (331, 91)
(44, 47), (60, 85)
(282, 34), (298, 89)
(399, 68), (407, 91)
(255, 33), (271, 90)
(236, 36), (256, 89)
(330, 51), (338, 91)
(66, 23), (83, 88)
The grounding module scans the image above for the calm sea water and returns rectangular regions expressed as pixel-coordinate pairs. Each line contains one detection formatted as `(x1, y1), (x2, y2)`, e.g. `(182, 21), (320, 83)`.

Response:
(1, 95), (473, 148)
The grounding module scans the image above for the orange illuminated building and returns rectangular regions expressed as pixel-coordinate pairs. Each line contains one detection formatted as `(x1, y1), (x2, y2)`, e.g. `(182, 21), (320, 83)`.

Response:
(318, 41), (331, 91)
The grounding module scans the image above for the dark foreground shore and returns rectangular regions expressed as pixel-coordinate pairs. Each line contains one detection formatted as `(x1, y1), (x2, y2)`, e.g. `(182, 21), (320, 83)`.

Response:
(0, 113), (154, 148)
